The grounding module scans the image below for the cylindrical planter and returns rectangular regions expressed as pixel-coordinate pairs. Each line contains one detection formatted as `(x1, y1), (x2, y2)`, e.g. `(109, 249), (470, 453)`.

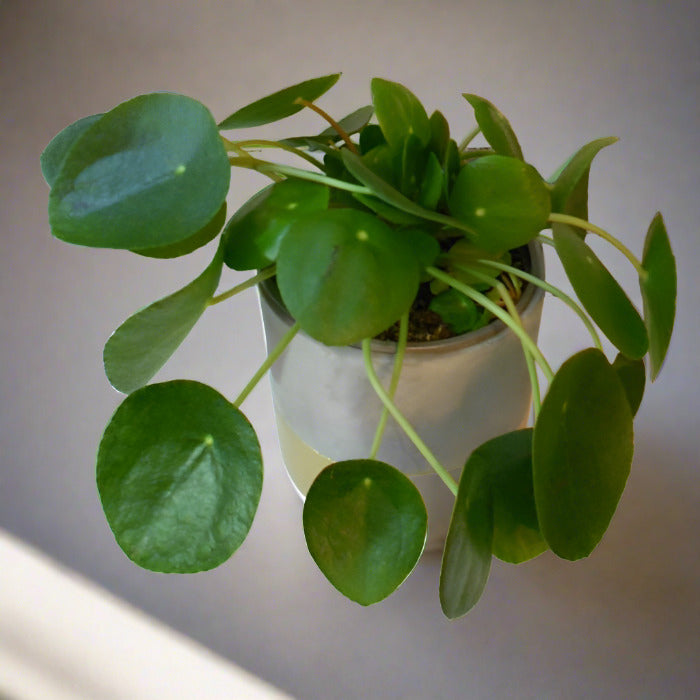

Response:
(259, 243), (545, 550)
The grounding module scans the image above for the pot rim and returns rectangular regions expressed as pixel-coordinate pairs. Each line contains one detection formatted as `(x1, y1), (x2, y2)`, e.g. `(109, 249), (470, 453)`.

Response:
(259, 241), (545, 355)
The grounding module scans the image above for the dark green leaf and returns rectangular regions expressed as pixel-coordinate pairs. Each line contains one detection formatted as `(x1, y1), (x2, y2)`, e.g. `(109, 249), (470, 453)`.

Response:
(400, 133), (428, 198)
(549, 137), (618, 220)
(462, 94), (523, 160)
(476, 429), (546, 564)
(553, 223), (648, 358)
(613, 353), (646, 417)
(341, 149), (470, 233)
(429, 288), (482, 334)
(399, 228), (440, 269)
(49, 93), (230, 250)
(440, 461), (493, 619)
(417, 152), (443, 210)
(640, 213), (677, 379)
(134, 203), (226, 259)
(218, 74), (341, 129)
(41, 113), (103, 187)
(276, 209), (421, 345)
(533, 349), (634, 560)
(223, 180), (329, 270)
(449, 155), (551, 253)
(97, 380), (262, 572)
(371, 78), (431, 149)
(351, 194), (424, 225)
(103, 243), (223, 394)
(359, 124), (386, 154)
(304, 460), (427, 605)
(429, 110), (450, 161)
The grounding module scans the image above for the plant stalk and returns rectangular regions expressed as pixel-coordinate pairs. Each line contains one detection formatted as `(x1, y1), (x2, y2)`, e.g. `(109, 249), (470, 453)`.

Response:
(209, 267), (277, 306)
(362, 339), (458, 496)
(234, 321), (300, 408)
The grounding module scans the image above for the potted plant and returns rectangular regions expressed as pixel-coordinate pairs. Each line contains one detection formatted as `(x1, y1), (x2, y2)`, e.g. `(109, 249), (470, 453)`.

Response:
(41, 74), (677, 618)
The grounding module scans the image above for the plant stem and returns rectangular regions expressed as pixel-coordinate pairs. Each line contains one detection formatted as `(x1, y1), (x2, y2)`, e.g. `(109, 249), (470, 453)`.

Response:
(458, 125), (481, 152)
(362, 339), (458, 496)
(208, 267), (277, 306)
(295, 98), (358, 153)
(255, 161), (373, 195)
(427, 266), (555, 383)
(369, 313), (408, 459)
(232, 139), (325, 170)
(234, 321), (300, 408)
(548, 212), (647, 277)
(474, 258), (603, 350)
(460, 265), (542, 416)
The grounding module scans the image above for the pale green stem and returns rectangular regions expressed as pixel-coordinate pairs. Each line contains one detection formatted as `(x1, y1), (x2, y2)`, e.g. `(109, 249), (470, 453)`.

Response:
(362, 339), (458, 496)
(232, 139), (325, 171)
(548, 212), (647, 278)
(208, 266), (277, 306)
(427, 266), (555, 383)
(458, 125), (481, 152)
(234, 321), (300, 408)
(459, 265), (541, 416)
(474, 258), (603, 350)
(255, 161), (373, 195)
(369, 313), (409, 459)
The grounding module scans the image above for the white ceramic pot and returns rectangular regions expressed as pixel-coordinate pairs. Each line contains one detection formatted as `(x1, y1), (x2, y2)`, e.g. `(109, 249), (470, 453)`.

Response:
(259, 243), (545, 550)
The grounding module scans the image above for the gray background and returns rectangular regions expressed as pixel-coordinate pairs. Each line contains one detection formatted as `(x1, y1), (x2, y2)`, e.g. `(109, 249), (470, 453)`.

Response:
(2, 1), (699, 697)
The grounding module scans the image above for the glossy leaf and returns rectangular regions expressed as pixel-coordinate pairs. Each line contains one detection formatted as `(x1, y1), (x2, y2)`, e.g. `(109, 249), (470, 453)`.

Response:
(371, 78), (431, 149)
(417, 151), (443, 210)
(304, 460), (427, 605)
(134, 203), (226, 259)
(533, 349), (634, 560)
(352, 194), (424, 225)
(549, 137), (618, 220)
(440, 461), (493, 619)
(276, 209), (421, 345)
(613, 353), (646, 417)
(478, 429), (546, 563)
(223, 180), (329, 270)
(640, 213), (677, 379)
(429, 110), (450, 161)
(553, 223), (648, 358)
(463, 94), (523, 160)
(103, 244), (223, 394)
(97, 380), (262, 572)
(429, 289), (482, 334)
(49, 93), (230, 250)
(218, 73), (341, 129)
(341, 149), (469, 233)
(449, 155), (551, 253)
(41, 113), (103, 187)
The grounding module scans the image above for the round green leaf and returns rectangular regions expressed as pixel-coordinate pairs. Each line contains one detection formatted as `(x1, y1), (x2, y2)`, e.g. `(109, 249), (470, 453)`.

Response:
(134, 203), (226, 259)
(276, 209), (421, 345)
(49, 93), (230, 250)
(462, 94), (523, 160)
(303, 460), (427, 606)
(97, 380), (262, 573)
(41, 113), (103, 187)
(223, 180), (329, 270)
(449, 155), (551, 253)
(640, 213), (677, 379)
(104, 243), (223, 394)
(553, 223), (648, 358)
(218, 74), (341, 129)
(533, 349), (634, 560)
(371, 78), (431, 149)
(440, 462), (493, 619)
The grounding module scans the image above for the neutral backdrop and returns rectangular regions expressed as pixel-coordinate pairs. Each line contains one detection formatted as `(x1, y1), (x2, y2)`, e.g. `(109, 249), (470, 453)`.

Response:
(2, 1), (699, 698)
